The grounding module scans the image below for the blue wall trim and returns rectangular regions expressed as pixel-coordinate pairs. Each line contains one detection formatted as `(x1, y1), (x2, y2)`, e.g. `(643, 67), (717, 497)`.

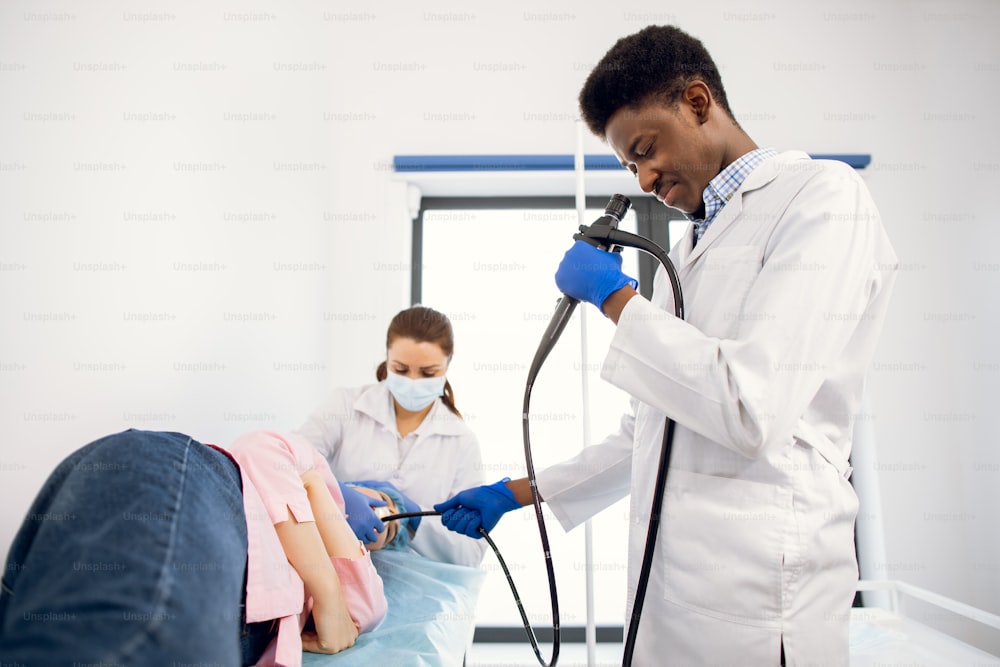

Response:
(393, 153), (871, 172)
(808, 154), (871, 169)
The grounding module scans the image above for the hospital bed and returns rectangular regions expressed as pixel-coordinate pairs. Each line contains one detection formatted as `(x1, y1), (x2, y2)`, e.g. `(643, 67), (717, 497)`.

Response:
(303, 548), (485, 667)
(849, 580), (1000, 666)
(463, 580), (1000, 666)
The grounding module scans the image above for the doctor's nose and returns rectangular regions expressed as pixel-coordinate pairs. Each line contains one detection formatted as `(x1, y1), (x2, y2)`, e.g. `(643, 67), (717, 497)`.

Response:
(635, 166), (659, 195)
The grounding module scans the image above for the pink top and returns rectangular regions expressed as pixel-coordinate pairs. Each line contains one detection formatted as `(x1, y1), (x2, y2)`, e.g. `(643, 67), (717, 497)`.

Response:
(213, 430), (387, 667)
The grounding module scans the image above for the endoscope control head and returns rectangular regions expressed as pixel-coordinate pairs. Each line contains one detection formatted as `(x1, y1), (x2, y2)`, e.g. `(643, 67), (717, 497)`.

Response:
(574, 194), (632, 251)
(604, 193), (631, 223)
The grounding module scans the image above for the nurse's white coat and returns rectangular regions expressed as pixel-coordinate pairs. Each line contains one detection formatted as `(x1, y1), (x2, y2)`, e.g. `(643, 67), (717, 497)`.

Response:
(298, 382), (488, 568)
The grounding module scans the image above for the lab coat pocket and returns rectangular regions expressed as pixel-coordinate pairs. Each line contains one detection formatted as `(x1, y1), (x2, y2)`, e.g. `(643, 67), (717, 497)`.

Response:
(687, 245), (762, 337)
(660, 469), (789, 627)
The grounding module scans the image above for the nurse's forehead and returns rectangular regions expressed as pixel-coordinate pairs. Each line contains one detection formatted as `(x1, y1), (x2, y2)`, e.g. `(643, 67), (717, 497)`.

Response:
(389, 338), (445, 354)
(388, 339), (447, 365)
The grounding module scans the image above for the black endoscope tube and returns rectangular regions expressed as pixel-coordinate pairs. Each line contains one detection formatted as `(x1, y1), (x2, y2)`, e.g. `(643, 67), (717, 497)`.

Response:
(565, 195), (685, 667)
(381, 511), (553, 664)
(508, 195), (637, 666)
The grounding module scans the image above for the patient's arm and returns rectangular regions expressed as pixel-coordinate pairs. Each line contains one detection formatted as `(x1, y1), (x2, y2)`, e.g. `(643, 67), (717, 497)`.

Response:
(273, 470), (360, 654)
(301, 469), (367, 559)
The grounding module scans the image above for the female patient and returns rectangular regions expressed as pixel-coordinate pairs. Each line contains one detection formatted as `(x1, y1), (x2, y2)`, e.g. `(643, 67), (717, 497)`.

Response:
(226, 429), (389, 664)
(0, 428), (393, 666)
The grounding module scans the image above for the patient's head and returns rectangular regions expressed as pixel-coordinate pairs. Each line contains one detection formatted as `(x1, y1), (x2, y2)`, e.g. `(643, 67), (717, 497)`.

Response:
(354, 486), (400, 551)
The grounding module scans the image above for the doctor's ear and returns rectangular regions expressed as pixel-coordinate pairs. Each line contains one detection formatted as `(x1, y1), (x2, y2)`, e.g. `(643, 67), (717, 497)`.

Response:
(682, 81), (712, 124)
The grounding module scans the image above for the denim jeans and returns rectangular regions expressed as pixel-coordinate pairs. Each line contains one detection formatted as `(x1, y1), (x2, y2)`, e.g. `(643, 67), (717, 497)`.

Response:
(0, 430), (275, 666)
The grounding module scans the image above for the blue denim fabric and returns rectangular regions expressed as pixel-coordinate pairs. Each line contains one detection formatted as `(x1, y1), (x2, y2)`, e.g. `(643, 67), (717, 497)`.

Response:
(0, 430), (274, 666)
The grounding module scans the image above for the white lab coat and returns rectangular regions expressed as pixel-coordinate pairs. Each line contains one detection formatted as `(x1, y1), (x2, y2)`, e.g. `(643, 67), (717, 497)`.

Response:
(537, 151), (898, 666)
(297, 382), (487, 567)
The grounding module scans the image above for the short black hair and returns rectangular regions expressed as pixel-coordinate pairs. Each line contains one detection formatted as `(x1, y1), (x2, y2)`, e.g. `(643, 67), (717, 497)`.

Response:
(579, 25), (734, 137)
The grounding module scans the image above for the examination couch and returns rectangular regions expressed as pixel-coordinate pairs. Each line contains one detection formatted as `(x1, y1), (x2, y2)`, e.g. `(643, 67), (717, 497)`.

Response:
(303, 548), (485, 667)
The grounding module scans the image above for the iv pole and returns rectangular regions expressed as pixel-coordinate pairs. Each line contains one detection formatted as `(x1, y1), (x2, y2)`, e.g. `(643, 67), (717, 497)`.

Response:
(575, 119), (598, 667)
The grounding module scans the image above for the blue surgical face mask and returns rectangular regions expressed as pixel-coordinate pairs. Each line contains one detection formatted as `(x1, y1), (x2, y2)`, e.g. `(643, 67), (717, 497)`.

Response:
(385, 372), (446, 412)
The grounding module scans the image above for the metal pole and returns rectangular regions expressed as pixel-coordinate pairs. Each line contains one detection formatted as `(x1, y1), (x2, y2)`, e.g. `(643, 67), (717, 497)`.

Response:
(851, 383), (891, 610)
(575, 119), (597, 667)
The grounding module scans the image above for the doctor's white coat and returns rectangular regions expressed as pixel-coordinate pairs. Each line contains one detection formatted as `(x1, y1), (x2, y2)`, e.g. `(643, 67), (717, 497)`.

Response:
(536, 151), (898, 666)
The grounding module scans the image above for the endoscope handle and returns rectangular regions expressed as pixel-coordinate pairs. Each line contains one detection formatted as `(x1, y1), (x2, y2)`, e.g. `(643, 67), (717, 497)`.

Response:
(526, 193), (636, 382)
(574, 231), (623, 254)
(574, 220), (620, 252)
(574, 193), (632, 253)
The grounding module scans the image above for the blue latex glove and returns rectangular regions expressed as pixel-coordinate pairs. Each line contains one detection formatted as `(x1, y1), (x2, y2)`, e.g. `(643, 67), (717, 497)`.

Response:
(338, 481), (386, 543)
(555, 240), (638, 311)
(433, 478), (521, 539)
(354, 480), (423, 534)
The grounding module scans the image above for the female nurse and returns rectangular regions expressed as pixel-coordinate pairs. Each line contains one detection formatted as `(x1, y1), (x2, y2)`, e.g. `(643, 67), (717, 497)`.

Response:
(296, 306), (487, 568)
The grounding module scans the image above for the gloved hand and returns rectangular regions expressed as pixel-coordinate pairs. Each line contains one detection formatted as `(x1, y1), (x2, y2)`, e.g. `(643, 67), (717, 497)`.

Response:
(354, 480), (423, 534)
(338, 481), (386, 543)
(433, 478), (521, 538)
(555, 240), (638, 311)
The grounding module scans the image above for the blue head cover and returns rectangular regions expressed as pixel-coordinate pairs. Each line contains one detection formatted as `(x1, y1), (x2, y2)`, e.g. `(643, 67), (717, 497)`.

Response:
(347, 481), (412, 551)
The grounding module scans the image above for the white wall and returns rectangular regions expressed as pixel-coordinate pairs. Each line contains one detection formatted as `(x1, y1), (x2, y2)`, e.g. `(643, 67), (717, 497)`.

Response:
(2, 0), (998, 647)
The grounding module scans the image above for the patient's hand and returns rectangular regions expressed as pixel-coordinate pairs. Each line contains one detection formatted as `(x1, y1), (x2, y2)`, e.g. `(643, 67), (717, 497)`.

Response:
(302, 595), (359, 654)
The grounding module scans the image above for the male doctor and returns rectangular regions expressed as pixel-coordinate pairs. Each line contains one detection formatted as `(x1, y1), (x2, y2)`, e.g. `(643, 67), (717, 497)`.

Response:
(436, 25), (898, 666)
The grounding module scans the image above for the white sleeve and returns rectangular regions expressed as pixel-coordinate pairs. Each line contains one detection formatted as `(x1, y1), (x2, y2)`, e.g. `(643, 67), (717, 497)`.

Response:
(603, 167), (894, 459)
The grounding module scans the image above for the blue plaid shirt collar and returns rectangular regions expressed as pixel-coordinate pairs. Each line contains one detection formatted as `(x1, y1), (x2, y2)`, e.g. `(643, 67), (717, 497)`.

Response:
(689, 147), (778, 244)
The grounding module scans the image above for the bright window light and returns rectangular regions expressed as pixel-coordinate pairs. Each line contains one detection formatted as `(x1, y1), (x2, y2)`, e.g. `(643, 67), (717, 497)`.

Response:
(422, 207), (639, 626)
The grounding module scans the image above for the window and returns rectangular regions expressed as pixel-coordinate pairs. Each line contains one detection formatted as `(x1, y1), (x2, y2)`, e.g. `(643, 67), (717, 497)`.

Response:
(417, 196), (684, 628)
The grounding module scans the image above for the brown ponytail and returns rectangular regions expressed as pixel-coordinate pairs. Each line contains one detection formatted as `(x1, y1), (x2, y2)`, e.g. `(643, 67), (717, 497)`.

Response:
(376, 306), (462, 418)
